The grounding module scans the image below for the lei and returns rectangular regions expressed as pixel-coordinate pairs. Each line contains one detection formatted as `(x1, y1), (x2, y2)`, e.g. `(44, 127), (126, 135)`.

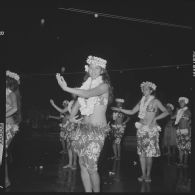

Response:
(175, 106), (188, 125)
(78, 76), (103, 116)
(138, 95), (155, 119)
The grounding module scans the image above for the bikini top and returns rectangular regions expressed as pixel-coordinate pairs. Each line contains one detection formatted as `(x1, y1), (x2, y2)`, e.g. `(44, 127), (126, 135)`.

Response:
(146, 101), (157, 113)
(96, 95), (108, 106)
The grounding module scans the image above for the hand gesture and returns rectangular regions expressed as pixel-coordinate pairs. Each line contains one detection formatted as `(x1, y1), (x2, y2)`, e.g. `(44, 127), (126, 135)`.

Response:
(70, 115), (82, 123)
(56, 73), (68, 90)
(111, 107), (120, 112)
(50, 99), (54, 105)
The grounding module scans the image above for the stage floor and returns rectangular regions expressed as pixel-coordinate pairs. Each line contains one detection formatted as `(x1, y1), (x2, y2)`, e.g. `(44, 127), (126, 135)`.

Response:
(5, 128), (191, 192)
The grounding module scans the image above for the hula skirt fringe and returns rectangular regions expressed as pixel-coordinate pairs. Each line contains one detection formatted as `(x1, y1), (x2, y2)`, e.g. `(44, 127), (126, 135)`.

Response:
(135, 122), (161, 157)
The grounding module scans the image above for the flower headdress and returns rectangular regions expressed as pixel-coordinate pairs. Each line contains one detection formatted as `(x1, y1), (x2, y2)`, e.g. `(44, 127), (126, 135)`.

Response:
(166, 103), (174, 110)
(178, 97), (189, 104)
(115, 98), (125, 103)
(85, 55), (107, 72)
(140, 81), (157, 91)
(6, 70), (20, 84)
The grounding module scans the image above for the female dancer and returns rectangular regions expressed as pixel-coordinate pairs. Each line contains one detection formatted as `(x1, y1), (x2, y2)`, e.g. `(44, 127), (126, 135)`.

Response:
(56, 55), (113, 192)
(112, 81), (168, 182)
(174, 97), (191, 167)
(111, 98), (130, 160)
(6, 70), (21, 188)
(49, 99), (69, 154)
(162, 103), (177, 164)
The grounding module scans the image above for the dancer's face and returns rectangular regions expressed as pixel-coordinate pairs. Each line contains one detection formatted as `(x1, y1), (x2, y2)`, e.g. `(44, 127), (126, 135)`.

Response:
(166, 106), (172, 114)
(88, 64), (102, 79)
(179, 100), (186, 108)
(142, 86), (152, 97)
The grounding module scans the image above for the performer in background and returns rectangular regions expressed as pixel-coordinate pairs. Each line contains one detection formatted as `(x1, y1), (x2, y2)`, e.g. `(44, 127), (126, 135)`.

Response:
(6, 70), (21, 188)
(0, 123), (3, 166)
(110, 98), (130, 160)
(162, 103), (177, 164)
(49, 99), (69, 154)
(173, 97), (191, 168)
(112, 81), (168, 182)
(56, 55), (113, 192)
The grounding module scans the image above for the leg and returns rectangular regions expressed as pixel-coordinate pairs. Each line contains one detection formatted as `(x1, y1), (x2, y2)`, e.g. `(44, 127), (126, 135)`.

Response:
(116, 143), (121, 159)
(138, 155), (147, 181)
(79, 158), (92, 192)
(178, 150), (184, 165)
(60, 138), (66, 153)
(72, 148), (77, 169)
(89, 170), (100, 192)
(63, 142), (72, 168)
(112, 143), (117, 158)
(183, 151), (188, 167)
(5, 158), (11, 188)
(146, 157), (153, 181)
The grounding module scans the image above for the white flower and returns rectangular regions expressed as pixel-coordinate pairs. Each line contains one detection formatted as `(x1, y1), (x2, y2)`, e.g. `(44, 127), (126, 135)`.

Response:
(178, 97), (189, 104)
(85, 65), (89, 72)
(78, 76), (103, 116)
(140, 81), (157, 90)
(6, 70), (20, 84)
(86, 55), (107, 69)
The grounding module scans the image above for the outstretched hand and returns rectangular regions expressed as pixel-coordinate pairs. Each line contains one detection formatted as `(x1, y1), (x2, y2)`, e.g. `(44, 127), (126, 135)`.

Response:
(56, 73), (68, 90)
(70, 115), (82, 123)
(50, 99), (54, 105)
(111, 107), (121, 112)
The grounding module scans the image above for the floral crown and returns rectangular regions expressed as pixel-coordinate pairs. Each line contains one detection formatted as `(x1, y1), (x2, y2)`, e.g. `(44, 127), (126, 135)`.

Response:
(166, 103), (174, 110)
(6, 70), (20, 84)
(85, 55), (107, 72)
(178, 97), (189, 104)
(140, 81), (157, 91)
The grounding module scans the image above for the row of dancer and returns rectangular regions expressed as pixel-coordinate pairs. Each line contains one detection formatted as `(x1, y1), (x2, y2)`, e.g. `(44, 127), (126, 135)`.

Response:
(54, 55), (173, 191)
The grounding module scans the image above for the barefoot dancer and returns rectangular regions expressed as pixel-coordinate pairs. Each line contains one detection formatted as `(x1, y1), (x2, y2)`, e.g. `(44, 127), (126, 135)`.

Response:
(56, 55), (113, 192)
(112, 81), (168, 182)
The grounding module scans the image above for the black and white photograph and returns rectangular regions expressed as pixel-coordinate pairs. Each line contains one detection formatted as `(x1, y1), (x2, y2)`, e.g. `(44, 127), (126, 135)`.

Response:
(2, 0), (193, 192)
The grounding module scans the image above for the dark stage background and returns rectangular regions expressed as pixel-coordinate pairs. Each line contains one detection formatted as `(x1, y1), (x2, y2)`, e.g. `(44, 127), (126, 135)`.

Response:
(5, 2), (192, 135)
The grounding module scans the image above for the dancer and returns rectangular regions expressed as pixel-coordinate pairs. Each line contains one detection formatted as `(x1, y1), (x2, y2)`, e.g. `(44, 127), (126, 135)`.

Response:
(110, 98), (130, 160)
(60, 96), (79, 170)
(49, 99), (69, 154)
(56, 55), (113, 192)
(0, 123), (3, 166)
(6, 70), (21, 188)
(173, 97), (191, 167)
(112, 81), (168, 182)
(162, 103), (177, 164)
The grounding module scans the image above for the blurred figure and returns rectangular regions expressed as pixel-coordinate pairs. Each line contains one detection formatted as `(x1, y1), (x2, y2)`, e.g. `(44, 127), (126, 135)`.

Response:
(6, 70), (21, 188)
(173, 97), (191, 168)
(162, 103), (177, 164)
(110, 98), (130, 160)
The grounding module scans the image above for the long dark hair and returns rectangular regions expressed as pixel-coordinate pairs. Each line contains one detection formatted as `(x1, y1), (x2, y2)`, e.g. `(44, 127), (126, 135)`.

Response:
(6, 76), (22, 124)
(83, 68), (114, 105)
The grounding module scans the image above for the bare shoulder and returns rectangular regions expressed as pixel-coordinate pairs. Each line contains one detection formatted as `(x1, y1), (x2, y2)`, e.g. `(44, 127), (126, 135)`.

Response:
(153, 98), (162, 107)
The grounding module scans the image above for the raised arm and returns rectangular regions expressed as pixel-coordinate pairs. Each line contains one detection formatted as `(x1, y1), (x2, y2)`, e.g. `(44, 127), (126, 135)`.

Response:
(6, 92), (17, 118)
(50, 99), (68, 114)
(69, 100), (81, 122)
(112, 102), (140, 116)
(56, 73), (108, 98)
